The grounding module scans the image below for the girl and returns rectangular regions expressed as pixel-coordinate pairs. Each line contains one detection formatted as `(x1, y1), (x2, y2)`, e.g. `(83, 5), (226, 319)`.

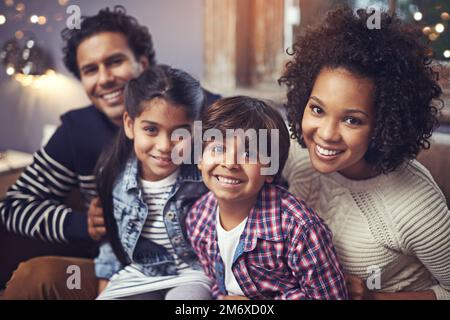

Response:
(94, 65), (212, 300)
(280, 6), (450, 300)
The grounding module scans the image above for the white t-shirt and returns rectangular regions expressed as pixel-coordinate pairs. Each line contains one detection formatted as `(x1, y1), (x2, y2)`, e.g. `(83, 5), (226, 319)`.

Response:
(139, 168), (190, 272)
(216, 208), (248, 296)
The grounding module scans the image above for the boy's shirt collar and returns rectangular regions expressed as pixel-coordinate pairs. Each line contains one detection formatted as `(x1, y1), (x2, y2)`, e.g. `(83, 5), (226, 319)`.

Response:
(206, 183), (284, 255)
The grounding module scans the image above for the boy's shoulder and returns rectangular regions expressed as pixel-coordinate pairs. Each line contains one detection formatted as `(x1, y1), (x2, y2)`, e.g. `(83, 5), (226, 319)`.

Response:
(262, 183), (324, 230)
(192, 190), (216, 208)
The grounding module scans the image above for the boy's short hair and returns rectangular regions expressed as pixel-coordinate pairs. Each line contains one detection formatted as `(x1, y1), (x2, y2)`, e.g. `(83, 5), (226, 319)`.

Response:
(201, 96), (290, 182)
(61, 5), (156, 79)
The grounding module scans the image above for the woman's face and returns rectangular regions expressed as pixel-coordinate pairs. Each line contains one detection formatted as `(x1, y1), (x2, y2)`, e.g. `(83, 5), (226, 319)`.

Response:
(301, 67), (376, 180)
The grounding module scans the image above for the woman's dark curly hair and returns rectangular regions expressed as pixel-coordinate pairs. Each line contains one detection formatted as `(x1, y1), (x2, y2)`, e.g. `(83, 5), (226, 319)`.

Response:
(61, 5), (156, 79)
(279, 5), (443, 174)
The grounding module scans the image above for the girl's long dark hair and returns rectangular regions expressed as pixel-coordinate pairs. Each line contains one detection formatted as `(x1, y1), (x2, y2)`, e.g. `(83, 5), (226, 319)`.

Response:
(95, 65), (205, 266)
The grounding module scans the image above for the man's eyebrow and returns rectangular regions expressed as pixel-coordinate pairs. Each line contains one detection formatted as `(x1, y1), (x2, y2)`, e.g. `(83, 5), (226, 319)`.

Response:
(79, 53), (126, 71)
(105, 53), (127, 62)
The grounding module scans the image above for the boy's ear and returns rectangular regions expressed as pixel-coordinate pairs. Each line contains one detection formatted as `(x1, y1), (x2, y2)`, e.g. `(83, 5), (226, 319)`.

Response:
(123, 112), (135, 140)
(265, 176), (274, 184)
(197, 161), (203, 172)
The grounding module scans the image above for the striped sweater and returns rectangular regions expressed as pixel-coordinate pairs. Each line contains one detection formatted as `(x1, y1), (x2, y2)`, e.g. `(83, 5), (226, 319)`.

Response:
(0, 105), (118, 243)
(0, 90), (221, 244)
(282, 141), (450, 300)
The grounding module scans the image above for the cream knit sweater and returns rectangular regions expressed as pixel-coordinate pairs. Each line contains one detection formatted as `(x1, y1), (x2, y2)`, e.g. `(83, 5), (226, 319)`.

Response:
(283, 142), (450, 300)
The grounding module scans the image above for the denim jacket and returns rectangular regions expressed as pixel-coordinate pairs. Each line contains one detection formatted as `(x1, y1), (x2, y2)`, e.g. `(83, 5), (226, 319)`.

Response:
(95, 156), (208, 279)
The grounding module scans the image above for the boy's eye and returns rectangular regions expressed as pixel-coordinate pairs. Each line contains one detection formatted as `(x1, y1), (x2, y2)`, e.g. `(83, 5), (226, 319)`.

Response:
(211, 145), (224, 154)
(344, 117), (362, 126)
(310, 105), (324, 115)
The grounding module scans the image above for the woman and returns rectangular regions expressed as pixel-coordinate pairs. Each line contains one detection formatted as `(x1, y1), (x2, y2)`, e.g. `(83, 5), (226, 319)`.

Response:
(279, 6), (450, 300)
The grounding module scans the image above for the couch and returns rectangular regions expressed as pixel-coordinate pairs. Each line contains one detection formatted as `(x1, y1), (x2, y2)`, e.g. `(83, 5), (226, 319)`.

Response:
(0, 132), (449, 294)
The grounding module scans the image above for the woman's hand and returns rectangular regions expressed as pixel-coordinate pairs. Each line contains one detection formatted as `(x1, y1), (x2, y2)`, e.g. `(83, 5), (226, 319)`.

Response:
(345, 275), (373, 300)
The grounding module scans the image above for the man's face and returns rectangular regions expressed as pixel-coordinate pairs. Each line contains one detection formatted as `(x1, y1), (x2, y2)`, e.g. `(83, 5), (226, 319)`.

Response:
(76, 31), (148, 125)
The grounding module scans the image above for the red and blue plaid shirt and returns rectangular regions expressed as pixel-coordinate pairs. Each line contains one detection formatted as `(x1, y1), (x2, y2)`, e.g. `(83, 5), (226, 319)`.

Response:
(186, 183), (348, 300)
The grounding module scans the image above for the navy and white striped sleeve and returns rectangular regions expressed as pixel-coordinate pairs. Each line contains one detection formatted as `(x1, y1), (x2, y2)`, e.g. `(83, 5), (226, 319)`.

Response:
(0, 124), (90, 243)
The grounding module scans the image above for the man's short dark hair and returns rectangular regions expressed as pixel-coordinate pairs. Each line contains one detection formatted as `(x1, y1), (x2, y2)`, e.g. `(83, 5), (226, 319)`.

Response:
(61, 5), (156, 79)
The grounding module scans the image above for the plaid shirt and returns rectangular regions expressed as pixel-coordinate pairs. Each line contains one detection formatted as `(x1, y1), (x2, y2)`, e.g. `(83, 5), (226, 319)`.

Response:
(186, 183), (348, 300)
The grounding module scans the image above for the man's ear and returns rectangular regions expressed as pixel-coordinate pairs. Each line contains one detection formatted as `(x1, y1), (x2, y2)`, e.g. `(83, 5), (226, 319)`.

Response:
(265, 176), (274, 184)
(138, 55), (149, 71)
(123, 112), (134, 140)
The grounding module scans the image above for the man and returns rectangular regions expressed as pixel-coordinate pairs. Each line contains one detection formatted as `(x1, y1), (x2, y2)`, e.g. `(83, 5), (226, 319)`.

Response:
(0, 6), (219, 299)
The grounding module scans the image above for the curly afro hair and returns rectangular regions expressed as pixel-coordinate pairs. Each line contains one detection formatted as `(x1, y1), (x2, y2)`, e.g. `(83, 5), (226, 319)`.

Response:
(279, 5), (442, 174)
(61, 5), (156, 79)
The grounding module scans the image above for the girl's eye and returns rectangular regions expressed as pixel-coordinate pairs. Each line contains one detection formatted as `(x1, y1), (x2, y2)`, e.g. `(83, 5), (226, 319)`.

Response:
(145, 126), (158, 135)
(344, 117), (362, 126)
(310, 105), (324, 115)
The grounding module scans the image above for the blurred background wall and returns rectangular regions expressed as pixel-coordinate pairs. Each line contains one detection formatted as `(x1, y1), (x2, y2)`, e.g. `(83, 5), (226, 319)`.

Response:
(1, 0), (449, 153)
(0, 0), (203, 153)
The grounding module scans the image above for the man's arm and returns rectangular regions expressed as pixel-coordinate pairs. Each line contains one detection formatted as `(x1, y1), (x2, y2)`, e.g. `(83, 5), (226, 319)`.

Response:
(0, 124), (91, 243)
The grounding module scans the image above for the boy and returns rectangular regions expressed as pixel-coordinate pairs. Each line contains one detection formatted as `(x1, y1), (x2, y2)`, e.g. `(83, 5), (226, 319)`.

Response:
(187, 96), (348, 300)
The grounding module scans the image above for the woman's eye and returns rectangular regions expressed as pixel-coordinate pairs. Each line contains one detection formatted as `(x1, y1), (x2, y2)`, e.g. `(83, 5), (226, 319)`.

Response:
(310, 105), (324, 115)
(344, 117), (362, 126)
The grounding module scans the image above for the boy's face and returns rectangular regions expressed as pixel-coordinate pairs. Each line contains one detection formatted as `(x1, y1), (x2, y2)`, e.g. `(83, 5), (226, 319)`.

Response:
(77, 31), (148, 126)
(198, 137), (273, 205)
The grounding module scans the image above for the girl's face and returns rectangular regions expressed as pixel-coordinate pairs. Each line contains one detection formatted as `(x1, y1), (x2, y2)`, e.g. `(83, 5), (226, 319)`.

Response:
(124, 97), (192, 181)
(302, 67), (376, 180)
